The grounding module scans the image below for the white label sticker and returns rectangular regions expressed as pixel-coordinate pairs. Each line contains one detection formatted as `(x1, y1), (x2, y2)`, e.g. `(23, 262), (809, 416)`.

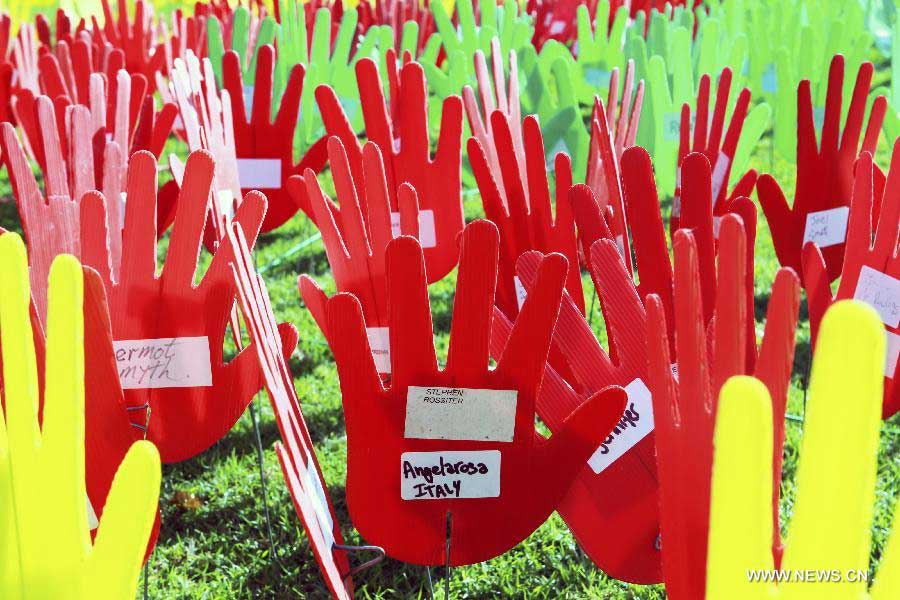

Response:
(547, 137), (570, 169)
(583, 66), (611, 88)
(549, 20), (566, 35)
(672, 168), (682, 217)
(710, 152), (731, 203)
(663, 112), (681, 142)
(391, 209), (436, 248)
(217, 189), (235, 219)
(119, 192), (127, 230)
(802, 206), (849, 248)
(587, 379), (654, 474)
(404, 386), (517, 442)
(813, 107), (825, 130)
(237, 158), (282, 189)
(853, 266), (900, 328)
(401, 450), (501, 499)
(514, 276), (527, 309)
(87, 495), (99, 531)
(366, 327), (391, 374)
(670, 363), (679, 380)
(302, 456), (335, 549)
(242, 84), (254, 113)
(615, 234), (626, 259)
(113, 336), (213, 389)
(761, 63), (777, 93)
(886, 331), (900, 379)
(712, 216), (723, 239)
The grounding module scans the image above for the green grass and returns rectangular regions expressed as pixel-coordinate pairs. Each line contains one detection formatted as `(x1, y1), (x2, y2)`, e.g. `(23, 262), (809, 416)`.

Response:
(0, 75), (897, 600)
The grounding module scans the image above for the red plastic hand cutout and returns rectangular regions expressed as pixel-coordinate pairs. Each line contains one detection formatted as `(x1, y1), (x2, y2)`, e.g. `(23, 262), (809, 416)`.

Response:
(296, 137), (420, 374)
(314, 57), (464, 282)
(757, 54), (887, 282)
(672, 66), (755, 235)
(645, 220), (799, 600)
(230, 223), (355, 599)
(584, 60), (644, 274)
(803, 148), (900, 417)
(463, 38), (525, 205)
(77, 150), (281, 463)
(98, 0), (168, 93)
(0, 101), (126, 321)
(490, 238), (662, 584)
(222, 44), (329, 231)
(469, 113), (581, 317)
(324, 220), (626, 565)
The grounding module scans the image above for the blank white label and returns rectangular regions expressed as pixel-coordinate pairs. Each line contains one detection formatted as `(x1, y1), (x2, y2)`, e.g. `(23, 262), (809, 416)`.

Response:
(302, 455), (335, 549)
(113, 336), (213, 389)
(710, 152), (731, 203)
(802, 206), (849, 248)
(712, 216), (723, 239)
(401, 450), (501, 500)
(854, 266), (900, 328)
(366, 327), (391, 374)
(761, 63), (777, 93)
(217, 189), (235, 219)
(583, 67), (611, 88)
(404, 386), (517, 442)
(886, 331), (900, 379)
(549, 21), (565, 34)
(119, 192), (127, 229)
(514, 276), (527, 309)
(87, 495), (99, 531)
(237, 158), (282, 189)
(588, 378), (655, 474)
(242, 84), (254, 113)
(391, 209), (436, 248)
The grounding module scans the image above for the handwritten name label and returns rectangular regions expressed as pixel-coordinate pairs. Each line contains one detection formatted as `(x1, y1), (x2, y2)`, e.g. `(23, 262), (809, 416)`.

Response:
(887, 332), (900, 379)
(401, 450), (501, 500)
(366, 327), (391, 374)
(405, 386), (517, 442)
(514, 276), (527, 309)
(391, 209), (436, 248)
(663, 112), (681, 142)
(113, 337), (213, 389)
(710, 152), (731, 203)
(301, 455), (335, 549)
(237, 158), (282, 189)
(803, 206), (849, 248)
(853, 266), (900, 328)
(587, 378), (655, 474)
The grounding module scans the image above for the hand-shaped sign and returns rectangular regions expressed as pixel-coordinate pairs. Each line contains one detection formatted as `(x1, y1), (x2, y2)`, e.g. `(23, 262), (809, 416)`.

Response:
(490, 238), (663, 584)
(706, 301), (899, 600)
(803, 149), (900, 418)
(0, 235), (161, 600)
(757, 54), (886, 283)
(97, 0), (168, 93)
(222, 44), (329, 231)
(78, 150), (282, 463)
(584, 61), (644, 273)
(645, 221), (800, 600)
(324, 220), (626, 565)
(469, 113), (582, 317)
(314, 57), (464, 283)
(0, 103), (126, 322)
(671, 67), (761, 234)
(296, 137), (421, 375)
(230, 224), (356, 600)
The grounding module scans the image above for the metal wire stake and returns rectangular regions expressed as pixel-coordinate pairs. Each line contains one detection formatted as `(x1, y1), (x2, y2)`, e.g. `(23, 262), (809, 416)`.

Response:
(425, 566), (435, 600)
(248, 391), (285, 573)
(333, 543), (386, 580)
(444, 512), (452, 599)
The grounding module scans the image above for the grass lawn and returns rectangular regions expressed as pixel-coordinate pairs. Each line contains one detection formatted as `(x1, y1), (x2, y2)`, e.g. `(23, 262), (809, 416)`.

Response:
(1, 60), (898, 600)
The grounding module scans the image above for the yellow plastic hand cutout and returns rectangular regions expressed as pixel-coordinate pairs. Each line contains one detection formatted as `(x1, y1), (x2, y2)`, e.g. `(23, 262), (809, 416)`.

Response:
(706, 300), (899, 599)
(0, 233), (161, 600)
